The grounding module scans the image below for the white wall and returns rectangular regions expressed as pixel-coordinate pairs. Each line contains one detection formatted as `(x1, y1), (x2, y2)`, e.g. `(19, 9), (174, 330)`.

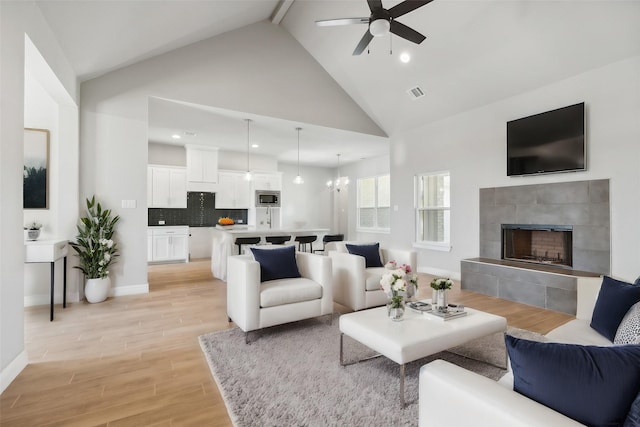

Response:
(389, 56), (640, 281)
(81, 111), (149, 296)
(1, 0), (78, 393)
(279, 162), (333, 230)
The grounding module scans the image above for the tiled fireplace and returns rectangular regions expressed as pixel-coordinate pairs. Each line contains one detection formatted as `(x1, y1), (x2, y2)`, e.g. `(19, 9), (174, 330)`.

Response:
(462, 179), (609, 314)
(502, 224), (573, 268)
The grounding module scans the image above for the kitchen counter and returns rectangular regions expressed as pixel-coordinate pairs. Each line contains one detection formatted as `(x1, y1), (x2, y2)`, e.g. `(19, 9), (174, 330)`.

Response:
(210, 227), (329, 280)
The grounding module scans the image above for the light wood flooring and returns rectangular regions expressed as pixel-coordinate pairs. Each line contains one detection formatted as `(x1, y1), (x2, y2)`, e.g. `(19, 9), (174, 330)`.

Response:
(1, 259), (573, 426)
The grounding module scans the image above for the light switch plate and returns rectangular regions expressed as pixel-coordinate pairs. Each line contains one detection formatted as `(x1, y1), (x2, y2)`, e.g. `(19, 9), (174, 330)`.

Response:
(121, 199), (137, 209)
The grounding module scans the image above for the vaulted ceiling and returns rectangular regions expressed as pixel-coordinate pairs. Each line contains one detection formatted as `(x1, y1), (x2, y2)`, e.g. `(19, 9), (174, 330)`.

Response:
(35, 0), (640, 165)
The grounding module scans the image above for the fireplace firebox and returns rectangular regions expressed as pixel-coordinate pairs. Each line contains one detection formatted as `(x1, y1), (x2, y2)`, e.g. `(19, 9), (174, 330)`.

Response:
(502, 224), (573, 268)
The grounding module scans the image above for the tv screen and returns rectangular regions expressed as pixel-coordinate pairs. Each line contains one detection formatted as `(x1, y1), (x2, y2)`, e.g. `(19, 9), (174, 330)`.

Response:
(507, 102), (585, 176)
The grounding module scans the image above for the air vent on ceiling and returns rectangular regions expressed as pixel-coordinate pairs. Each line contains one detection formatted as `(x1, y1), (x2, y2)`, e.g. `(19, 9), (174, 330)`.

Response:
(407, 86), (425, 100)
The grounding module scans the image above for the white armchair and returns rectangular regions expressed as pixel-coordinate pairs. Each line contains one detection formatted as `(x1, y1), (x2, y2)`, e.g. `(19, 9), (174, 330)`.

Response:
(226, 251), (333, 342)
(328, 241), (417, 311)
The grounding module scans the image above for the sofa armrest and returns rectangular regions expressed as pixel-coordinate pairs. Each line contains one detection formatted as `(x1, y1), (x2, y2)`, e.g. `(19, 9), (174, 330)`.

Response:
(419, 360), (584, 427)
(296, 252), (333, 315)
(329, 251), (367, 310)
(226, 255), (261, 332)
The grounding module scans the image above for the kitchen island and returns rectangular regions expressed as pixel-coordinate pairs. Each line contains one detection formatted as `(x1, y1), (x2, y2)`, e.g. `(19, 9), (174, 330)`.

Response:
(211, 226), (329, 280)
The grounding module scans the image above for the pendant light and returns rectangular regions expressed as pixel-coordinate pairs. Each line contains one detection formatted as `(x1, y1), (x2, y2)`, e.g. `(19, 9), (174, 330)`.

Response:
(327, 153), (349, 191)
(244, 119), (252, 181)
(293, 127), (304, 184)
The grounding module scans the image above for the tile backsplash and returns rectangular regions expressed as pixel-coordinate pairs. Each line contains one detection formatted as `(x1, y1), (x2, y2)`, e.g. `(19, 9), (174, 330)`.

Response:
(148, 192), (248, 227)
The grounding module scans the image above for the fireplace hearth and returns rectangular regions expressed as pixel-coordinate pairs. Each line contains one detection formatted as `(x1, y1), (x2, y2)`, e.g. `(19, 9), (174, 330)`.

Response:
(502, 224), (573, 268)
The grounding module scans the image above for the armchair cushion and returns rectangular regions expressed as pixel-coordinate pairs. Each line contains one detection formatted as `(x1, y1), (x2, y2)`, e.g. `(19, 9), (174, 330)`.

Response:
(345, 243), (383, 268)
(365, 267), (387, 291)
(250, 245), (301, 282)
(506, 335), (640, 427)
(590, 276), (640, 341)
(260, 277), (323, 308)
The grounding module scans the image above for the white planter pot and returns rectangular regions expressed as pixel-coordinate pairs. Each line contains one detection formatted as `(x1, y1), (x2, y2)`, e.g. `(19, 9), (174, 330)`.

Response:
(85, 277), (111, 303)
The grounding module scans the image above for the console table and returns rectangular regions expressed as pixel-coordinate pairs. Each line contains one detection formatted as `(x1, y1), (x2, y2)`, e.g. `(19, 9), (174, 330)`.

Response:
(24, 239), (69, 321)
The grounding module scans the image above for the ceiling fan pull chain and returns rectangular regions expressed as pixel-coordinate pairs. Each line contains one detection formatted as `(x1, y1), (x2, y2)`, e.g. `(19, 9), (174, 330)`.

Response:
(389, 32), (393, 55)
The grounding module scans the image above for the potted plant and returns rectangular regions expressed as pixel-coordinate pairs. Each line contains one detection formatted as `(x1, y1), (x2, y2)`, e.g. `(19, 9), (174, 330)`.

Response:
(24, 221), (42, 240)
(70, 196), (120, 303)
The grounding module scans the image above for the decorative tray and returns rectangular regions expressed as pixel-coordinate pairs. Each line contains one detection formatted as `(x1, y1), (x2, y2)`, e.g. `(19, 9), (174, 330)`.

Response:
(407, 301), (468, 321)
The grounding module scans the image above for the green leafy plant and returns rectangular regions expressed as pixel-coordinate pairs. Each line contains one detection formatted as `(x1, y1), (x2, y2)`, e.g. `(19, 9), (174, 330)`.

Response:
(70, 196), (120, 279)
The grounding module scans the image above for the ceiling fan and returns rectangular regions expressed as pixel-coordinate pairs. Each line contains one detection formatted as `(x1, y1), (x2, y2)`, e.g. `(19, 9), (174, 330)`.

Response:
(316, 0), (433, 56)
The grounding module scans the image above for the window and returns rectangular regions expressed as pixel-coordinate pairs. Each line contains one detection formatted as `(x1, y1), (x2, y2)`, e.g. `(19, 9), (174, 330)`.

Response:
(357, 174), (390, 231)
(416, 171), (450, 250)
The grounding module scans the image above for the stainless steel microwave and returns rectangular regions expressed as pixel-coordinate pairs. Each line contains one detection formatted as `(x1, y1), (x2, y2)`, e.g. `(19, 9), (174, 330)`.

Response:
(255, 190), (281, 207)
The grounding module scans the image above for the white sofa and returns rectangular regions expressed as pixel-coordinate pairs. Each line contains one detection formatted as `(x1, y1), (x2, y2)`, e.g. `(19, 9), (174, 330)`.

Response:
(419, 276), (606, 427)
(327, 241), (416, 311)
(226, 251), (333, 342)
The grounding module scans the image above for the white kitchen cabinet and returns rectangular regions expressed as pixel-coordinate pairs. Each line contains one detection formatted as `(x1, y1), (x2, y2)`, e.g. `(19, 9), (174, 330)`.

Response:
(252, 172), (282, 191)
(186, 145), (218, 189)
(149, 226), (189, 263)
(148, 165), (186, 208)
(216, 170), (251, 209)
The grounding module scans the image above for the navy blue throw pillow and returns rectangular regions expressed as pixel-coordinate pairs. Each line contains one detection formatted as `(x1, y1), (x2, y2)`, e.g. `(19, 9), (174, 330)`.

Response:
(250, 245), (301, 282)
(590, 276), (640, 341)
(345, 243), (383, 268)
(506, 335), (640, 427)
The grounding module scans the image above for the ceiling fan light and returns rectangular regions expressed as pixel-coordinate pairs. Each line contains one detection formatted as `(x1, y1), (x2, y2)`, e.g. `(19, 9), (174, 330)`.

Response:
(369, 19), (390, 37)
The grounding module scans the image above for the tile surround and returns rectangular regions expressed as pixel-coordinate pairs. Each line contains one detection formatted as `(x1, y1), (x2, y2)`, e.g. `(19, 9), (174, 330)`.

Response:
(463, 179), (610, 314)
(479, 179), (610, 274)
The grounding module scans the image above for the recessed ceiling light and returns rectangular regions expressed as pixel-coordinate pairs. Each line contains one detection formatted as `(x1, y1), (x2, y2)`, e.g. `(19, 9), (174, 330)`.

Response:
(252, 144), (259, 148)
(400, 52), (411, 63)
(171, 134), (181, 139)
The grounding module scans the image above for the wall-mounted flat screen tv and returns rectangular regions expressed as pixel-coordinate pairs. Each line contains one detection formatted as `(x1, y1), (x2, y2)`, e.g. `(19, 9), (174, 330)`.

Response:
(507, 102), (585, 176)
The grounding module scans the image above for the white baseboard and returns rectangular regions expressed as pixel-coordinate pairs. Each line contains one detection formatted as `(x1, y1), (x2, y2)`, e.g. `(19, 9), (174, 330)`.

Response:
(24, 294), (80, 307)
(1, 350), (28, 394)
(110, 283), (149, 297)
(418, 267), (461, 282)
(24, 284), (148, 307)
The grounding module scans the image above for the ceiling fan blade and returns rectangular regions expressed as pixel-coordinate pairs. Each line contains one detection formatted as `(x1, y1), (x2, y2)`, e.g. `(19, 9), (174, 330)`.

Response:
(367, 0), (383, 13)
(315, 17), (369, 27)
(388, 0), (433, 18)
(390, 20), (426, 44)
(352, 30), (374, 55)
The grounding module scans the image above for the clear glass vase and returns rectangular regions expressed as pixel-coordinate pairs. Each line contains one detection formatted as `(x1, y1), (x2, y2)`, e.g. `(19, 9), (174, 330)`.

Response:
(387, 300), (405, 321)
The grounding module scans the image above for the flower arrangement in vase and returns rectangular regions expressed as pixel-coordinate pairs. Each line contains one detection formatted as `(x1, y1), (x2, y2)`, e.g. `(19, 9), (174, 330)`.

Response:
(430, 277), (453, 310)
(70, 196), (120, 303)
(380, 262), (418, 321)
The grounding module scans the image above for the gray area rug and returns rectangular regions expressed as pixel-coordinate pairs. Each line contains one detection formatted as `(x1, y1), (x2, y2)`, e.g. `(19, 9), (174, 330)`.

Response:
(199, 314), (546, 427)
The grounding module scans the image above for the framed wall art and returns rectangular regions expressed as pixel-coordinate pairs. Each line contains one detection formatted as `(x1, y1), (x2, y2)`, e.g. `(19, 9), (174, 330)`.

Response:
(23, 128), (49, 209)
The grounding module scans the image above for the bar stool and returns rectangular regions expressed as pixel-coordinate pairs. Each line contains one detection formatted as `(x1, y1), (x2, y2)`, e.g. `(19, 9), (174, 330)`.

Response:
(295, 235), (317, 253)
(235, 237), (261, 254)
(265, 235), (291, 245)
(313, 234), (345, 254)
